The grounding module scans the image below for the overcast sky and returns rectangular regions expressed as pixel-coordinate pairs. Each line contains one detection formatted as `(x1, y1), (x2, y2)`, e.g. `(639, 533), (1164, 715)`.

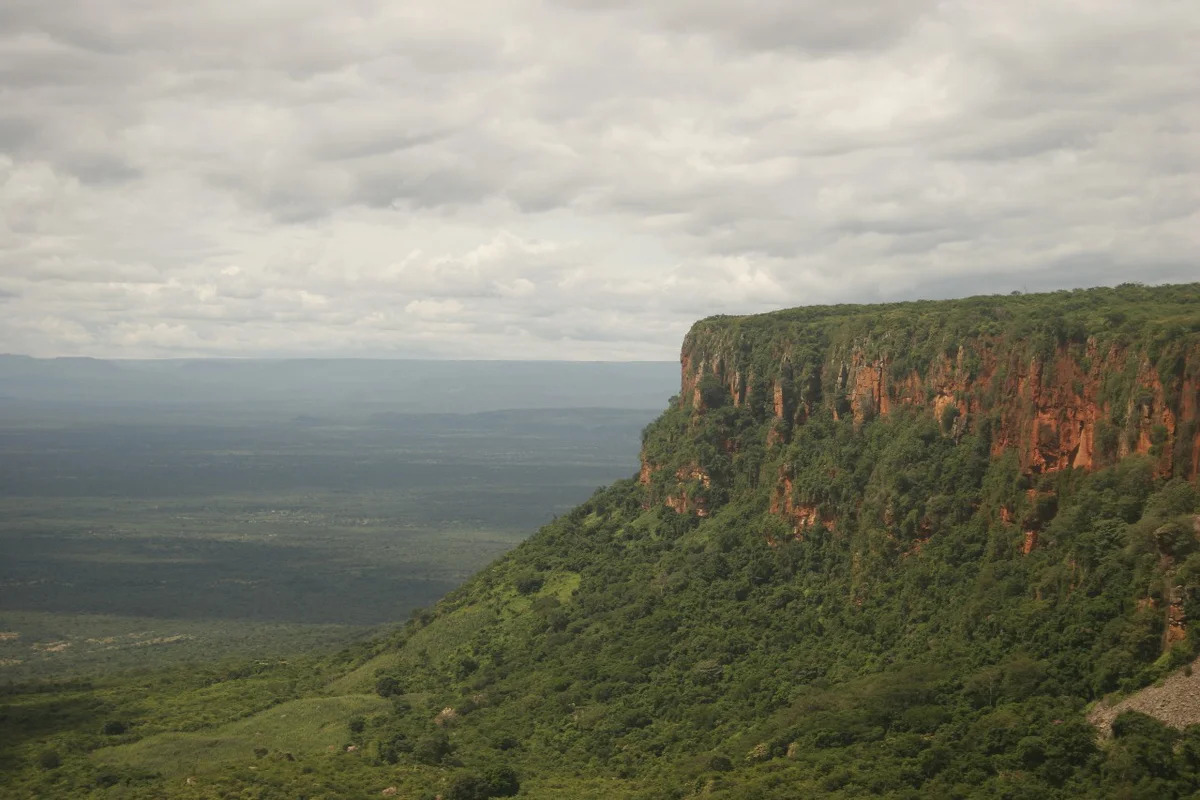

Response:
(0, 1), (1196, 359)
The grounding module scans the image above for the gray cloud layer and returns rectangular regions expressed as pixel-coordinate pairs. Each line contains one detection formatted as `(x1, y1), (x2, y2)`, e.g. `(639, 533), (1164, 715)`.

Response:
(1, 0), (1196, 358)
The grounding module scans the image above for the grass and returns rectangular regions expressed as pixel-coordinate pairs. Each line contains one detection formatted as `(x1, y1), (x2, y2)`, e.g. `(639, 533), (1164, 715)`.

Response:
(325, 651), (403, 696)
(518, 776), (640, 799)
(92, 694), (389, 776)
(542, 570), (582, 602)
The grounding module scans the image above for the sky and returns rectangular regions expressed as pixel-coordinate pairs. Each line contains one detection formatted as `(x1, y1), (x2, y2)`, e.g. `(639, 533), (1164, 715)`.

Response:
(0, 1), (1197, 360)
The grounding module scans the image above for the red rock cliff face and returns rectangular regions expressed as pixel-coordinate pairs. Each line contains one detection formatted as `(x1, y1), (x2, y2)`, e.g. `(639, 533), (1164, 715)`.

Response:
(644, 322), (1200, 521)
(644, 285), (1200, 528)
(740, 338), (1199, 482)
(665, 466), (711, 517)
(769, 472), (832, 538)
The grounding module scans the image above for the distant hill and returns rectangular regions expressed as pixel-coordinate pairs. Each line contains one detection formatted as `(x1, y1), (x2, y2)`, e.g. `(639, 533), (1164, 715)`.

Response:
(8, 284), (1200, 799)
(0, 357), (678, 421)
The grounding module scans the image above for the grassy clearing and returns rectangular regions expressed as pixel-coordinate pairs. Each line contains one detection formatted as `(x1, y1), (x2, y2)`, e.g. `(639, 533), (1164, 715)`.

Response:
(325, 651), (403, 695)
(92, 694), (389, 776)
(542, 570), (581, 602)
(402, 605), (496, 665)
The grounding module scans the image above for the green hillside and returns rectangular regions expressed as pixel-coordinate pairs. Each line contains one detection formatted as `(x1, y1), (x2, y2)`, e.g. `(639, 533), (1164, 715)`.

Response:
(6, 283), (1200, 799)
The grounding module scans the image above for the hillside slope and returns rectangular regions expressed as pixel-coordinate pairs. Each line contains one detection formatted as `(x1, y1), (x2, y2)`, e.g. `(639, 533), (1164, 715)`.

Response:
(7, 283), (1200, 799)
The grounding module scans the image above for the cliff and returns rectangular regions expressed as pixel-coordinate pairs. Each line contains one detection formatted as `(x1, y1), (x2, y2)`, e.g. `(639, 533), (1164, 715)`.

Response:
(641, 284), (1200, 533)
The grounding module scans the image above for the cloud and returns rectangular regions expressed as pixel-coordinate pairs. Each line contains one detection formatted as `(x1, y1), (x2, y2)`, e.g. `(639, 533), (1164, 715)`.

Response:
(0, 0), (1196, 359)
(560, 0), (940, 54)
(405, 298), (464, 318)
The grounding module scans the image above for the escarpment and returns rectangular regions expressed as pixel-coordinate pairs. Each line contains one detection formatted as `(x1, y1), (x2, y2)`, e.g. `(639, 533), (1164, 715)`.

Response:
(676, 328), (1197, 482)
(640, 285), (1200, 542)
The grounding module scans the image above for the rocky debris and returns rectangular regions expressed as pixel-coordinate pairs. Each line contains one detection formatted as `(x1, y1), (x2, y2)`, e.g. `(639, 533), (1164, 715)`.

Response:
(1088, 656), (1200, 735)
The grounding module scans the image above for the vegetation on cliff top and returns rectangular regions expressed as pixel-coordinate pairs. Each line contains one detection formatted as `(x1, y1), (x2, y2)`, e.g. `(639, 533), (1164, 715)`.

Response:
(685, 282), (1200, 381)
(5, 283), (1200, 799)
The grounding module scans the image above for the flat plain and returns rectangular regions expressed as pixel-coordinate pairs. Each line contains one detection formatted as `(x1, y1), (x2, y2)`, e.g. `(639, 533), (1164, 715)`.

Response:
(0, 407), (657, 680)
